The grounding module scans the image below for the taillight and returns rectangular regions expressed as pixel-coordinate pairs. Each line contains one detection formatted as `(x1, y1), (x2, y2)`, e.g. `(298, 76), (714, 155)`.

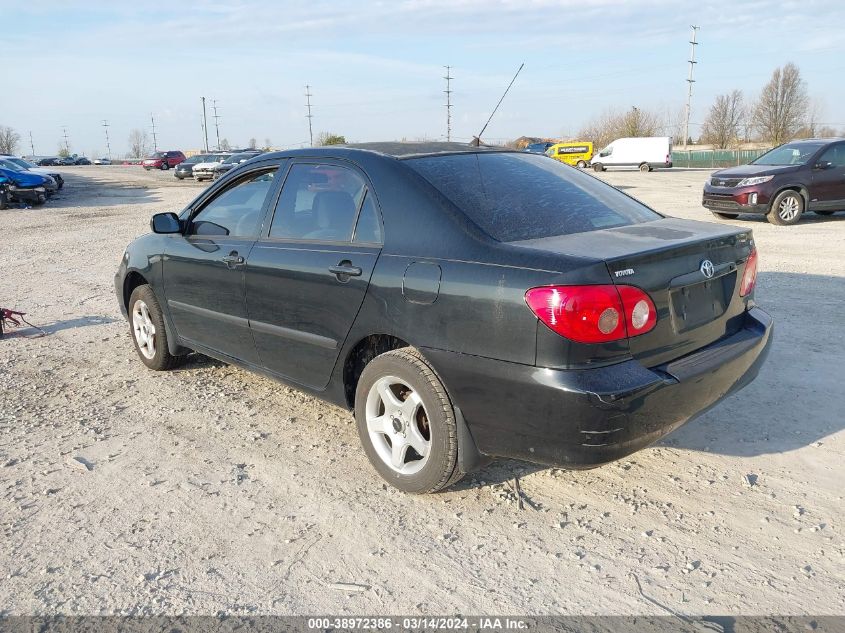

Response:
(525, 285), (657, 344)
(740, 248), (758, 296)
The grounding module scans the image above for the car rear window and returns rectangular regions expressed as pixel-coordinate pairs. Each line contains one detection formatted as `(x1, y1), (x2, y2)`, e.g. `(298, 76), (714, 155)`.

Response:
(405, 152), (660, 241)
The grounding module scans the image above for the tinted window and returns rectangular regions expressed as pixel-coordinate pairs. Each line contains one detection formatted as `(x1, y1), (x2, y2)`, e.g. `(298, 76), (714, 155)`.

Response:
(405, 152), (659, 242)
(752, 142), (826, 166)
(817, 143), (845, 167)
(353, 191), (382, 244)
(269, 164), (367, 241)
(189, 169), (276, 237)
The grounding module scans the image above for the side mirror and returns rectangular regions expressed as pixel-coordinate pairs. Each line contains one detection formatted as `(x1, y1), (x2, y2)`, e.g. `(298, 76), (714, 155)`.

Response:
(150, 212), (182, 234)
(814, 161), (834, 170)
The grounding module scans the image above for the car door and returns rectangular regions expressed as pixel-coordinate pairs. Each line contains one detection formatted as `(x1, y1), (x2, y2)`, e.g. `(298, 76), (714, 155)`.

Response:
(163, 164), (282, 365)
(811, 143), (845, 210)
(244, 160), (383, 389)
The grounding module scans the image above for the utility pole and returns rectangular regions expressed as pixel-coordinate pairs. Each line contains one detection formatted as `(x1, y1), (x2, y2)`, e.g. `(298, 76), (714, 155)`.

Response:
(62, 127), (71, 154)
(28, 131), (35, 156)
(201, 97), (209, 152)
(212, 99), (221, 150)
(305, 85), (314, 146)
(101, 120), (111, 159)
(443, 66), (453, 142)
(683, 25), (700, 150)
(150, 113), (158, 151)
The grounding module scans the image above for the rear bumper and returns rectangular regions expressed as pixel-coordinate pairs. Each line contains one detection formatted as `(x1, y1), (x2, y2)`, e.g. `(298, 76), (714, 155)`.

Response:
(422, 307), (773, 468)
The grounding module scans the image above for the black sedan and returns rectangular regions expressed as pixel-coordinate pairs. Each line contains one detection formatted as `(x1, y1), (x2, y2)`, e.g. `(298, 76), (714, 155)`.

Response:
(115, 143), (772, 493)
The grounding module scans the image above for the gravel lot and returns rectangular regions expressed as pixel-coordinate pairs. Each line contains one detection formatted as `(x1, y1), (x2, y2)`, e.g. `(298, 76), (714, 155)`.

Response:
(1, 165), (843, 616)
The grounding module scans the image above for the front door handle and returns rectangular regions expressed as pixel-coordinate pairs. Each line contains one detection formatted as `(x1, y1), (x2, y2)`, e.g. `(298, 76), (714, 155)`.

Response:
(222, 252), (245, 268)
(329, 261), (362, 279)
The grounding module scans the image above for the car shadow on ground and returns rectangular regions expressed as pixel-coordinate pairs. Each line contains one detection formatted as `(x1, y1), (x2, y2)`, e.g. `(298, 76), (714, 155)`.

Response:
(43, 315), (119, 334)
(718, 210), (844, 224)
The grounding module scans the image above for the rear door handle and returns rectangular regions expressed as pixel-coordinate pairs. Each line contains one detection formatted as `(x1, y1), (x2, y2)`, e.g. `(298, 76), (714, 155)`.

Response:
(222, 252), (245, 268)
(329, 262), (362, 278)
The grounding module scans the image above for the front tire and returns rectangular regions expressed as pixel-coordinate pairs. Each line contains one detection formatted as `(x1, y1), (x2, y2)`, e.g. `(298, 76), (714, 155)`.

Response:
(355, 348), (463, 493)
(592, 163), (604, 172)
(639, 163), (651, 172)
(128, 285), (181, 371)
(0, 189), (9, 210)
(768, 190), (804, 226)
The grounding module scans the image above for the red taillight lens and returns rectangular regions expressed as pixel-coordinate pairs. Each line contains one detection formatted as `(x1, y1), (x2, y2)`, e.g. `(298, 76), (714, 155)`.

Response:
(740, 248), (758, 296)
(525, 285), (656, 344)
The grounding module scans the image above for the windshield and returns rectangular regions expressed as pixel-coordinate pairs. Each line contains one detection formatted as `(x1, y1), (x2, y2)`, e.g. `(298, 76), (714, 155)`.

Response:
(184, 154), (211, 164)
(146, 152), (164, 159)
(9, 158), (35, 169)
(0, 159), (24, 172)
(752, 142), (825, 166)
(405, 152), (660, 242)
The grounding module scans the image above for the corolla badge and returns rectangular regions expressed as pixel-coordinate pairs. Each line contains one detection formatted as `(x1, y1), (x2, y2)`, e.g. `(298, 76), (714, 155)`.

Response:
(700, 259), (715, 278)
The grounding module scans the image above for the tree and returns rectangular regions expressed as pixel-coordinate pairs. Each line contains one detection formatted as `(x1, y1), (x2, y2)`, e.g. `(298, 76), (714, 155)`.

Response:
(0, 126), (20, 154)
(128, 129), (149, 158)
(264, 138), (272, 150)
(57, 146), (70, 158)
(316, 132), (346, 146)
(219, 138), (231, 151)
(577, 107), (666, 149)
(248, 137), (257, 149)
(700, 90), (745, 149)
(752, 63), (809, 144)
(817, 126), (838, 138)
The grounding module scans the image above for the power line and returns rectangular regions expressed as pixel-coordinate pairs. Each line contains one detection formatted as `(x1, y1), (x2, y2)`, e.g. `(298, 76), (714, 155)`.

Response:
(305, 85), (314, 146)
(150, 113), (158, 151)
(444, 65), (453, 142)
(28, 131), (35, 156)
(101, 120), (111, 160)
(61, 127), (70, 153)
(212, 99), (221, 150)
(201, 97), (209, 152)
(683, 25), (700, 149)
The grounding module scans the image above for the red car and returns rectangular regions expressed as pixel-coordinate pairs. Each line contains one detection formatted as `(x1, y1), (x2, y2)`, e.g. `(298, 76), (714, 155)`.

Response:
(142, 151), (186, 171)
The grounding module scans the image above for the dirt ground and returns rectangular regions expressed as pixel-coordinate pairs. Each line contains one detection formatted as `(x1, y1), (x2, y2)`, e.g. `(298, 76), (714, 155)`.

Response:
(1, 165), (843, 616)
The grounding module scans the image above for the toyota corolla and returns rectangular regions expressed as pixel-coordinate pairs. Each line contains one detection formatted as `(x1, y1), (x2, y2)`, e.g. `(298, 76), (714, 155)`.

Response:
(115, 143), (772, 493)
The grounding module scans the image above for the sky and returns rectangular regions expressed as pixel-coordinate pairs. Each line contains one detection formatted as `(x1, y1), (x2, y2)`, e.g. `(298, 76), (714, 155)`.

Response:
(3, 0), (844, 157)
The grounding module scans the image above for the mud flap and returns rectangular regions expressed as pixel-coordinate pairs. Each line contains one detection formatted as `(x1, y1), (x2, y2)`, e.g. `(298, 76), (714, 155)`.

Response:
(455, 406), (492, 474)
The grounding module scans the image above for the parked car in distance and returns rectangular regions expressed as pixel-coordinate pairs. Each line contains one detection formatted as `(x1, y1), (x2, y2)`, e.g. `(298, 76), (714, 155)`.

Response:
(592, 136), (673, 172)
(0, 155), (64, 189)
(174, 154), (214, 180)
(212, 151), (263, 179)
(115, 142), (772, 493)
(37, 157), (59, 166)
(702, 138), (845, 226)
(74, 157), (91, 165)
(191, 153), (231, 182)
(142, 151), (186, 171)
(93, 157), (112, 165)
(0, 166), (50, 206)
(546, 141), (594, 168)
(54, 156), (78, 166)
(524, 142), (555, 154)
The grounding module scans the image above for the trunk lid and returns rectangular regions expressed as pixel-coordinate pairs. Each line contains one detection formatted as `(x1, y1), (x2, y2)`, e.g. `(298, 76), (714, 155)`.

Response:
(513, 217), (755, 367)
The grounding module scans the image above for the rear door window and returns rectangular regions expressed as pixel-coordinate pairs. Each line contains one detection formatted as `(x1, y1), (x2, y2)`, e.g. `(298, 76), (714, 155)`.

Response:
(405, 152), (660, 242)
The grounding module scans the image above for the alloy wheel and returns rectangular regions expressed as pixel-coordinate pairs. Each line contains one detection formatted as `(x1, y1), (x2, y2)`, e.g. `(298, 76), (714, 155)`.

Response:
(365, 376), (431, 475)
(132, 300), (157, 359)
(778, 196), (801, 222)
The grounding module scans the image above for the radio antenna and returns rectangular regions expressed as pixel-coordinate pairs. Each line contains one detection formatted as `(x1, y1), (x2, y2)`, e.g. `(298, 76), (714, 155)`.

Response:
(472, 62), (524, 146)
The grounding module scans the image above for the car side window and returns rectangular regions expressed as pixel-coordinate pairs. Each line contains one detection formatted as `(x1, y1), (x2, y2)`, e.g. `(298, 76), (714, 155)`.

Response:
(269, 164), (367, 242)
(188, 169), (276, 237)
(817, 144), (845, 167)
(353, 190), (383, 244)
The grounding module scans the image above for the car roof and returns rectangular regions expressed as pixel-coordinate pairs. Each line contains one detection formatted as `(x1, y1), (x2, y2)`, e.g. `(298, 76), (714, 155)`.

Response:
(785, 138), (845, 144)
(260, 141), (514, 162)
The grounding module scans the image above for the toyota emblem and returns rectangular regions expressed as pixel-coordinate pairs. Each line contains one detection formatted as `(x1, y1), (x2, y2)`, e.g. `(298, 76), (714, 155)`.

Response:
(700, 259), (715, 278)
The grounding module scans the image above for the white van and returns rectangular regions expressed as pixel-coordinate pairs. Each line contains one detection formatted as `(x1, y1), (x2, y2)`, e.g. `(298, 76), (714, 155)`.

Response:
(591, 137), (673, 172)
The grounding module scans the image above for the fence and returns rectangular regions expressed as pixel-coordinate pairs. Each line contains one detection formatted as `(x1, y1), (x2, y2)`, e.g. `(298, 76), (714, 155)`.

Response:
(670, 148), (771, 168)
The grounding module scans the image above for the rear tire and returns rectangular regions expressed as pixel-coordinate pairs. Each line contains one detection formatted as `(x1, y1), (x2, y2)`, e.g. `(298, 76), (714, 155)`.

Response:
(711, 211), (739, 219)
(355, 348), (463, 494)
(160, 162), (169, 170)
(592, 163), (604, 172)
(576, 160), (587, 169)
(767, 190), (804, 226)
(815, 210), (835, 216)
(639, 163), (651, 172)
(128, 285), (181, 371)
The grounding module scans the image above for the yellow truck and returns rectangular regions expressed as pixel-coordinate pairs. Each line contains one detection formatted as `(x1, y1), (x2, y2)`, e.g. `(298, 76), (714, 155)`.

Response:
(546, 142), (594, 168)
